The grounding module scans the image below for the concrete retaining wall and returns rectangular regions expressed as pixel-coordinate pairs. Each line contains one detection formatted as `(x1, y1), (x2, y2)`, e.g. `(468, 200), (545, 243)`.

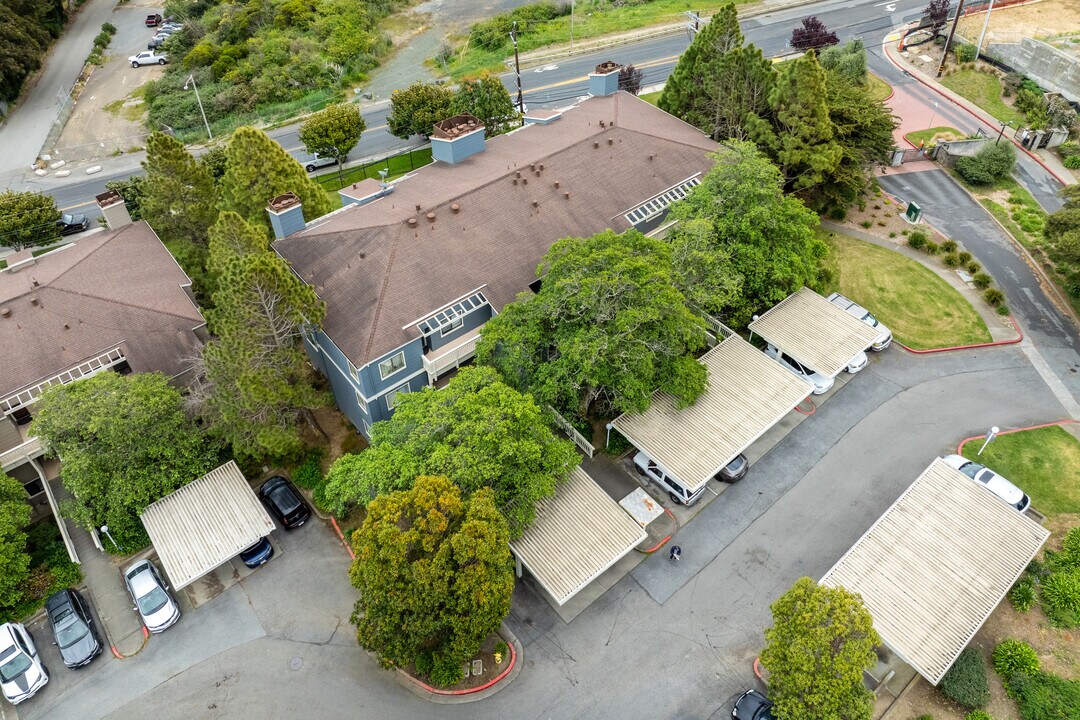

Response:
(984, 37), (1080, 104)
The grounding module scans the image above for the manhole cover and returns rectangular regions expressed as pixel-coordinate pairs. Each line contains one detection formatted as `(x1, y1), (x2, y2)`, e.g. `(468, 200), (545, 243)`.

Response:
(289, 656), (303, 671)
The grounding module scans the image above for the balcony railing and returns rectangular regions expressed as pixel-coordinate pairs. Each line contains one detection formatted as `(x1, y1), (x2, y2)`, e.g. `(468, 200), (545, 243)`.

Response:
(0, 435), (44, 472)
(423, 328), (481, 382)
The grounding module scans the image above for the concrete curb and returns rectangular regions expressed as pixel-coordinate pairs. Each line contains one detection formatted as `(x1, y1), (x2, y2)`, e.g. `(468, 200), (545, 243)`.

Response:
(329, 517), (356, 560)
(955, 419), (1078, 454)
(394, 621), (523, 704)
(637, 507), (677, 554)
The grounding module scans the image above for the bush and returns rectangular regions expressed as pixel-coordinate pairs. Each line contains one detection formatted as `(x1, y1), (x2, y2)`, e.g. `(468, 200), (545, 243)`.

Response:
(1007, 671), (1080, 718)
(93, 31), (111, 48)
(940, 647), (990, 709)
(973, 272), (993, 289)
(1040, 570), (1080, 627)
(997, 304), (1010, 316)
(943, 252), (961, 267)
(924, 240), (940, 255)
(908, 229), (928, 249)
(429, 657), (465, 688)
(957, 143), (1017, 185)
(1065, 155), (1080, 170)
(955, 43), (977, 63)
(860, 220), (873, 228)
(967, 261), (981, 274)
(101, 22), (117, 34)
(941, 239), (958, 253)
(291, 448), (324, 490)
(983, 288), (1006, 306)
(1060, 141), (1080, 158)
(993, 639), (1040, 678)
(965, 712), (993, 720)
(828, 207), (846, 220)
(957, 251), (972, 264)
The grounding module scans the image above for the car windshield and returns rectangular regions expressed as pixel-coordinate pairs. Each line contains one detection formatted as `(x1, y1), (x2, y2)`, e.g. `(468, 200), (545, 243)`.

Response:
(55, 612), (89, 648)
(136, 586), (169, 616)
(0, 651), (31, 683)
(862, 313), (878, 327)
(957, 461), (982, 480)
(61, 213), (74, 224)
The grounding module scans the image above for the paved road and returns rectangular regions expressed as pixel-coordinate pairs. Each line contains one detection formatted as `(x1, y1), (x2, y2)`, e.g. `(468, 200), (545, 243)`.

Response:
(37, 347), (1064, 720)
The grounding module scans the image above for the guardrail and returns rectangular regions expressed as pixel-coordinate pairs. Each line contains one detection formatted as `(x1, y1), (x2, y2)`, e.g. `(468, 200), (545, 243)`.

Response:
(549, 406), (595, 458)
(0, 436), (44, 472)
(423, 332), (480, 381)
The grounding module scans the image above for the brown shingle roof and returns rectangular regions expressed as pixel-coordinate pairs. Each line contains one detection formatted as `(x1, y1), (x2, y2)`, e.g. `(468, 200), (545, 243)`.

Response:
(0, 222), (206, 396)
(274, 92), (717, 365)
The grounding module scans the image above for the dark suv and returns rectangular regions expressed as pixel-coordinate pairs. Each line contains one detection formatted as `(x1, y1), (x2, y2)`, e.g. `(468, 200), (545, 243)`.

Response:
(45, 589), (102, 669)
(258, 476), (311, 530)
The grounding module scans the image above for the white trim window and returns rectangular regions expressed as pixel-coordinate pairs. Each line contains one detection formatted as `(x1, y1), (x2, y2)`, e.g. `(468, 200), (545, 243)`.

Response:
(440, 317), (464, 337)
(386, 382), (411, 410)
(378, 351), (407, 380)
(355, 389), (368, 413)
(348, 360), (360, 382)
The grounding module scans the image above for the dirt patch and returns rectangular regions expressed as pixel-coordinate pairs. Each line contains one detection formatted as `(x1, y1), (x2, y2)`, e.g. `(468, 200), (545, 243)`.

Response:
(840, 190), (946, 245)
(957, 0), (1080, 51)
(401, 629), (512, 691)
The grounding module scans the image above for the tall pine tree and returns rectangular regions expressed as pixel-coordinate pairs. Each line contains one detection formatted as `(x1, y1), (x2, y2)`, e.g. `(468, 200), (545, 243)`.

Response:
(141, 132), (219, 246)
(659, 3), (743, 130)
(219, 126), (333, 234)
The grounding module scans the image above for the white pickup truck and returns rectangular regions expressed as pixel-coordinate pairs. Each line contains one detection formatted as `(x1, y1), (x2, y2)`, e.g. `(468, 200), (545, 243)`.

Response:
(826, 292), (893, 351)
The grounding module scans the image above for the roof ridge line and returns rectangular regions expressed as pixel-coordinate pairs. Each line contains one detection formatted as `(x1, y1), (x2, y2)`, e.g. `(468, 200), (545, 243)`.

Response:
(44, 284), (203, 324)
(43, 223), (132, 287)
(362, 229), (403, 361)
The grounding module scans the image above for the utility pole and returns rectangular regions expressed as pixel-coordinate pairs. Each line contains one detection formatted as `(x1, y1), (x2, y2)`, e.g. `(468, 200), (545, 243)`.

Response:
(975, 0), (995, 61)
(510, 21), (524, 123)
(936, 0), (966, 78)
(570, 0), (575, 50)
(685, 10), (702, 35)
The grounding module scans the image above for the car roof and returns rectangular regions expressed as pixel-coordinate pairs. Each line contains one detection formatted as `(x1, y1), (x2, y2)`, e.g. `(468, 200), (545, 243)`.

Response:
(125, 561), (159, 594)
(0, 624), (20, 652)
(45, 590), (73, 612)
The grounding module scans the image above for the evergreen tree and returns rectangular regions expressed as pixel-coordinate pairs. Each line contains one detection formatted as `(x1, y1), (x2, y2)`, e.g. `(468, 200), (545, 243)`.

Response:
(219, 126), (333, 233)
(205, 210), (269, 298)
(197, 250), (328, 459)
(451, 72), (518, 137)
(748, 51), (843, 195)
(0, 472), (31, 610)
(141, 132), (219, 245)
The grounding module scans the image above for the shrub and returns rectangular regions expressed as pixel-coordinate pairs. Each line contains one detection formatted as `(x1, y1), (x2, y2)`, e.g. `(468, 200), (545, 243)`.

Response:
(917, 715), (934, 720)
(941, 239), (958, 253)
(1065, 155), (1080, 170)
(993, 639), (1040, 678)
(973, 272), (993, 289)
(924, 240), (940, 255)
(889, 232), (897, 238)
(939, 647), (990, 709)
(429, 657), (464, 688)
(1007, 671), (1080, 718)
(956, 143), (1017, 185)
(1015, 87), (1044, 116)
(828, 207), (846, 220)
(1041, 570), (1080, 627)
(997, 304), (1010, 316)
(965, 712), (993, 720)
(292, 448), (324, 490)
(943, 252), (961, 267)
(983, 288), (1006, 306)
(93, 31), (111, 48)
(908, 230), (928, 249)
(967, 261), (981, 274)
(101, 22), (116, 34)
(1060, 141), (1080, 158)
(954, 43), (977, 63)
(860, 220), (873, 229)
(957, 251), (972, 264)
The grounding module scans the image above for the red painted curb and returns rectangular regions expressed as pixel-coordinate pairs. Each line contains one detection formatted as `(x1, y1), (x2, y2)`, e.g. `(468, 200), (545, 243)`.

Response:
(884, 37), (1070, 186)
(110, 626), (150, 659)
(753, 656), (765, 681)
(401, 634), (517, 696)
(795, 397), (817, 415)
(642, 507), (677, 554)
(899, 315), (1023, 353)
(330, 517), (355, 560)
(955, 420), (1078, 454)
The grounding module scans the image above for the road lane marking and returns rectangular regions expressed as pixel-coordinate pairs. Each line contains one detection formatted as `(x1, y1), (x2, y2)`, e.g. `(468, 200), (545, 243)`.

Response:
(60, 200), (96, 211)
(522, 54), (680, 96)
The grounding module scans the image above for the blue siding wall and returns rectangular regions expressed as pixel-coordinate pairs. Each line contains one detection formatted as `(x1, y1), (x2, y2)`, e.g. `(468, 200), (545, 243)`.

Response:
(360, 338), (426, 397)
(424, 304), (492, 353)
(365, 372), (428, 426)
(589, 71), (619, 97)
(432, 129), (486, 164)
(303, 330), (371, 433)
(268, 205), (307, 240)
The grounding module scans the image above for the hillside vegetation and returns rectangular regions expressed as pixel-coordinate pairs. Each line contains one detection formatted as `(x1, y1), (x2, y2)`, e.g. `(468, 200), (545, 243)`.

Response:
(0, 0), (69, 108)
(146, 0), (407, 139)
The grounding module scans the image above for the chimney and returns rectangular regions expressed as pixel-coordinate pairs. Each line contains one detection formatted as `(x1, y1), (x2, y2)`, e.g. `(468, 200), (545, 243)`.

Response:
(431, 114), (486, 165)
(266, 192), (306, 240)
(523, 108), (562, 126)
(338, 177), (394, 208)
(96, 190), (132, 229)
(588, 61), (621, 97)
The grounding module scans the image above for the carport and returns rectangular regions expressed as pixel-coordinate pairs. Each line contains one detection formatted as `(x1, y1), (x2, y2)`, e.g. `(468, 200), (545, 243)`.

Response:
(821, 458), (1050, 685)
(510, 466), (646, 606)
(140, 461), (276, 590)
(609, 334), (813, 494)
(748, 287), (880, 378)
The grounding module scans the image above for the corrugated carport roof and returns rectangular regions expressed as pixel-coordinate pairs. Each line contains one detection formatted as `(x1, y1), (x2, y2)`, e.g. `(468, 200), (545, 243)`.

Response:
(510, 466), (646, 605)
(140, 461), (275, 590)
(821, 458), (1049, 685)
(748, 287), (880, 378)
(610, 335), (813, 493)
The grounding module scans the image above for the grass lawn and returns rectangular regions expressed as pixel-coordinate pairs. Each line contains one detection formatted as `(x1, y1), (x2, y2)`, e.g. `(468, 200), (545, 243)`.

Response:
(314, 146), (433, 194)
(823, 229), (992, 349)
(905, 126), (963, 148)
(961, 425), (1080, 515)
(447, 0), (753, 78)
(640, 90), (662, 106)
(866, 72), (892, 102)
(940, 68), (1026, 127)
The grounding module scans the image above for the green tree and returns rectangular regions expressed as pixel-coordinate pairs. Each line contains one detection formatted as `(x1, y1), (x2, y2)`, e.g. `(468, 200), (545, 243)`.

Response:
(198, 144), (229, 181)
(387, 81), (455, 139)
(219, 126), (333, 233)
(208, 210), (269, 274)
(451, 72), (518, 137)
(761, 577), (879, 720)
(0, 5), (51, 103)
(748, 51), (843, 196)
(819, 39), (868, 86)
(477, 229), (708, 419)
(0, 190), (60, 250)
(197, 249), (328, 459)
(668, 143), (826, 327)
(349, 475), (514, 687)
(955, 142), (1016, 186)
(298, 102), (365, 179)
(0, 472), (31, 609)
(322, 366), (578, 535)
(30, 372), (217, 550)
(141, 131), (219, 246)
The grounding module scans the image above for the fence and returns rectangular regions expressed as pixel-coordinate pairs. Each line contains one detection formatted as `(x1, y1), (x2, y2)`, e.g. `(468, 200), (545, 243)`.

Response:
(313, 143), (433, 190)
(549, 406), (595, 458)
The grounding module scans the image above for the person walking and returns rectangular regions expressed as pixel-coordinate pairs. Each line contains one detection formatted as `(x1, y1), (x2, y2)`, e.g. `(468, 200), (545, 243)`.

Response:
(669, 545), (682, 562)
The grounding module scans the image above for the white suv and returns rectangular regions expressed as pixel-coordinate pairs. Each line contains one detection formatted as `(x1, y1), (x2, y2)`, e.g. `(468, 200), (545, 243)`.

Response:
(0, 622), (48, 705)
(633, 451), (705, 506)
(941, 455), (1031, 512)
(826, 292), (893, 351)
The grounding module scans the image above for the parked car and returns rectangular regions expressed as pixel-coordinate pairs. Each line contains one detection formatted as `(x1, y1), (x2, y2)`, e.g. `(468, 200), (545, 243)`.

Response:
(826, 292), (893, 352)
(153, 26), (178, 36)
(719, 453), (749, 483)
(44, 589), (102, 669)
(732, 689), (775, 720)
(845, 349), (869, 374)
(57, 212), (89, 235)
(145, 13), (162, 26)
(941, 455), (1031, 512)
(0, 622), (48, 705)
(763, 344), (834, 395)
(633, 451), (706, 506)
(258, 476), (311, 529)
(129, 51), (168, 68)
(239, 537), (274, 568)
(148, 36), (167, 50)
(123, 560), (180, 633)
(301, 152), (340, 173)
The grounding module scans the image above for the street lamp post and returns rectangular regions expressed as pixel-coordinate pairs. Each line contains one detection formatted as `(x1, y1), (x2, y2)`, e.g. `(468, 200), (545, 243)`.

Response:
(100, 525), (122, 553)
(977, 426), (1000, 456)
(183, 74), (213, 140)
(927, 101), (939, 130)
(996, 120), (1011, 145)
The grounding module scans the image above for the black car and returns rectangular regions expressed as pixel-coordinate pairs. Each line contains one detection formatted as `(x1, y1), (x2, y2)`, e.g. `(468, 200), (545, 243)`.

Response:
(732, 689), (774, 720)
(57, 213), (88, 236)
(239, 537), (274, 568)
(258, 476), (311, 530)
(44, 589), (102, 669)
